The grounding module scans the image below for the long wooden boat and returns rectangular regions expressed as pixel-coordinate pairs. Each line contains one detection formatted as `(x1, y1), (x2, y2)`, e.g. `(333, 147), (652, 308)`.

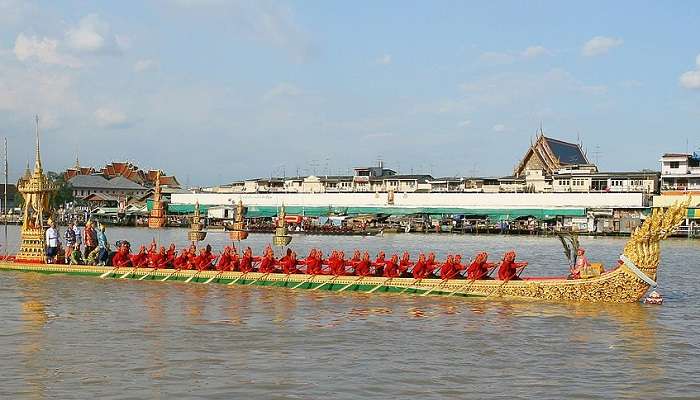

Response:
(0, 200), (688, 303)
(1, 123), (689, 303)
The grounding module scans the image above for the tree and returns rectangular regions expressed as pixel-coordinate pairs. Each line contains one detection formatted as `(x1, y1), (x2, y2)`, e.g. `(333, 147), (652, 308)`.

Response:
(46, 172), (74, 208)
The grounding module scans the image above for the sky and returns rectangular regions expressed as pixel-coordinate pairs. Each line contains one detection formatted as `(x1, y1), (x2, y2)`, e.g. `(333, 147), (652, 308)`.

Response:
(0, 0), (699, 186)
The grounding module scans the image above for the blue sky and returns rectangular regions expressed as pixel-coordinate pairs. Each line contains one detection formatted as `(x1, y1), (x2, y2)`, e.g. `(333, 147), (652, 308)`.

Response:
(1, 1), (699, 185)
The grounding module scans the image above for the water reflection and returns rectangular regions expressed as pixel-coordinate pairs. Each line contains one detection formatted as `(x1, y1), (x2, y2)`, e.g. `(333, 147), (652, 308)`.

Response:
(18, 274), (50, 400)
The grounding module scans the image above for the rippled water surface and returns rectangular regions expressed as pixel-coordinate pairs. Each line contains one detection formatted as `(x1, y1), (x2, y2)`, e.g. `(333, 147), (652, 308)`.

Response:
(1, 227), (699, 399)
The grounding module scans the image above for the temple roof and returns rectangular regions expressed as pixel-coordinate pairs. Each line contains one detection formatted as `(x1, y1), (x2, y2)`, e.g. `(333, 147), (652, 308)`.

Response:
(543, 137), (588, 165)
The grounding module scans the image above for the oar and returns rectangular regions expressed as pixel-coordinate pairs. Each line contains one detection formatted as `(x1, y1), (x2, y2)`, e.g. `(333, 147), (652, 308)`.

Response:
(119, 265), (141, 279)
(100, 266), (120, 279)
(311, 275), (340, 291)
(367, 277), (394, 293)
(247, 272), (272, 286)
(399, 278), (422, 294)
(292, 274), (317, 289)
(204, 269), (226, 284)
(484, 267), (525, 298)
(337, 276), (365, 292)
(420, 276), (454, 297)
(185, 269), (206, 283)
(447, 266), (496, 297)
(227, 271), (250, 285)
(138, 267), (159, 280)
(161, 267), (184, 282)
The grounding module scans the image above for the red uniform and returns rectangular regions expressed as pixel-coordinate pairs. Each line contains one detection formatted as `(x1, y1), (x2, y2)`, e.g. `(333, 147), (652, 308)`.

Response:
(412, 254), (428, 279)
(258, 254), (277, 273)
(112, 247), (132, 267)
(466, 252), (494, 280)
(240, 253), (254, 272)
(130, 247), (148, 267)
(216, 248), (232, 271)
(439, 256), (458, 280)
(497, 251), (527, 280)
(383, 255), (401, 278)
(280, 254), (301, 274)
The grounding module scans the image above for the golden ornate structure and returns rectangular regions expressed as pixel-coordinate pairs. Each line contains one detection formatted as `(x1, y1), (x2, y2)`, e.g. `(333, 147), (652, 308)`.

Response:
(187, 201), (207, 242)
(228, 200), (248, 241)
(16, 117), (57, 263)
(148, 171), (167, 228)
(272, 204), (292, 246)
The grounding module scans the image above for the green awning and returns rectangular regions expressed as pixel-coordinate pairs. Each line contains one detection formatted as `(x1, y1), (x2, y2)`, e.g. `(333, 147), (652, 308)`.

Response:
(164, 203), (585, 220)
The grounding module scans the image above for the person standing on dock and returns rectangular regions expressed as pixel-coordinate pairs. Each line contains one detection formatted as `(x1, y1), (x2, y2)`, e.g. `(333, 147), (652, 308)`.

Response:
(64, 223), (76, 264)
(83, 221), (97, 260)
(45, 221), (60, 264)
(72, 222), (82, 254)
(96, 224), (109, 266)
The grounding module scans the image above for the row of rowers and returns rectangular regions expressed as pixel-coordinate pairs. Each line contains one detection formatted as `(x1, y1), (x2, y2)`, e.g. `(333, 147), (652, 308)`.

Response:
(110, 242), (528, 281)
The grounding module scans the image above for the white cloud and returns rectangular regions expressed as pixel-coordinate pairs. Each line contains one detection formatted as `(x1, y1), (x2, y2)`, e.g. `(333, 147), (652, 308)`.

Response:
(458, 120), (471, 127)
(493, 124), (505, 132)
(133, 59), (157, 72)
(582, 36), (623, 57)
(65, 14), (123, 54)
(521, 45), (548, 58)
(680, 54), (700, 90)
(262, 82), (302, 102)
(13, 33), (82, 68)
(376, 54), (392, 65)
(94, 107), (128, 128)
(680, 70), (700, 90)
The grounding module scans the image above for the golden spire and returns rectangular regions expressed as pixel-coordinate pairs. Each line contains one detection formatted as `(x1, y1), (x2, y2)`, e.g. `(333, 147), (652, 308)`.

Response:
(34, 115), (42, 173)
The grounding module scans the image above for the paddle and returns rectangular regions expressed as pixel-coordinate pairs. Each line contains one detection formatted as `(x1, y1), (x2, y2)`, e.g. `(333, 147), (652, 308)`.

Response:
(247, 272), (272, 286)
(337, 276), (365, 292)
(100, 266), (120, 279)
(204, 269), (226, 284)
(291, 273), (318, 289)
(311, 275), (340, 291)
(119, 265), (142, 279)
(367, 277), (394, 293)
(447, 265), (496, 297)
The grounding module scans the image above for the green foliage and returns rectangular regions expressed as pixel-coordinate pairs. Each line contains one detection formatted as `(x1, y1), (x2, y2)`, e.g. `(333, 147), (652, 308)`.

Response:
(47, 171), (74, 208)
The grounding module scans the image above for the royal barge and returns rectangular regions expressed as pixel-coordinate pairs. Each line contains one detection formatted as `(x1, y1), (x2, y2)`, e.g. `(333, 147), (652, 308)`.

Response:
(0, 122), (689, 303)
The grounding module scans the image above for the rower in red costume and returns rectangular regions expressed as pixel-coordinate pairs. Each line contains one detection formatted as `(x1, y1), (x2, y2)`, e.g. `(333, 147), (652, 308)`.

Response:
(280, 250), (302, 274)
(230, 248), (240, 271)
(439, 255), (459, 279)
(351, 250), (361, 264)
(130, 245), (149, 267)
(166, 244), (176, 267)
(173, 248), (189, 270)
(333, 251), (349, 275)
(399, 251), (412, 277)
(149, 246), (169, 269)
(355, 251), (372, 276)
(453, 255), (466, 278)
(185, 244), (198, 270)
(373, 251), (387, 276)
(466, 252), (495, 280)
(426, 252), (438, 277)
(497, 250), (528, 281)
(216, 246), (233, 271)
(307, 249), (324, 275)
(412, 253), (429, 279)
(258, 246), (277, 273)
(111, 242), (132, 267)
(195, 245), (215, 271)
(239, 247), (255, 273)
(383, 254), (401, 278)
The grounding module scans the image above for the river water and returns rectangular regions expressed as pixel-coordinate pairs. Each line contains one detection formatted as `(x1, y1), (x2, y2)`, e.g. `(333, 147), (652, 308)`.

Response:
(1, 226), (699, 399)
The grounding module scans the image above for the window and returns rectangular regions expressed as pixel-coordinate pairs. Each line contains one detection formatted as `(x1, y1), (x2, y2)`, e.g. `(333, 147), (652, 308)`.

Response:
(670, 161), (679, 169)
